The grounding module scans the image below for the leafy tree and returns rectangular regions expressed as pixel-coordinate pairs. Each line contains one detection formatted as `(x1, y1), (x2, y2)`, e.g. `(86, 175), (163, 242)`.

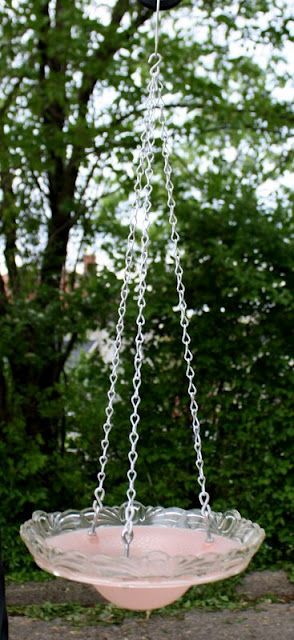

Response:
(67, 168), (293, 566)
(0, 0), (293, 570)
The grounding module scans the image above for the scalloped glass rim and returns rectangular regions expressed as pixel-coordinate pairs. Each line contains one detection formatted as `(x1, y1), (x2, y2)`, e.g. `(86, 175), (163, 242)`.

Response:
(20, 503), (265, 589)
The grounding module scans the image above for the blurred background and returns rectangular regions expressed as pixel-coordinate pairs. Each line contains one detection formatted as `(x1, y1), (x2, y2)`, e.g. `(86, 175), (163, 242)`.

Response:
(0, 0), (293, 578)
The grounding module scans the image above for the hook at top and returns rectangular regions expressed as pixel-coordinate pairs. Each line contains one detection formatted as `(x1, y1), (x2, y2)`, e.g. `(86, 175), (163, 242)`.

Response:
(148, 52), (162, 76)
(138, 0), (182, 10)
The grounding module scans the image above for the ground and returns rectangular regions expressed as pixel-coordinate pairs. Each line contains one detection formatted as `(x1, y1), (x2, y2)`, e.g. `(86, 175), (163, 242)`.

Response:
(7, 570), (294, 640)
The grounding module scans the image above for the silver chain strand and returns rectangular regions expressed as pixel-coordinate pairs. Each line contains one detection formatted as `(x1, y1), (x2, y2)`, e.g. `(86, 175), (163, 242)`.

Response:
(90, 54), (162, 536)
(91, 1), (212, 550)
(121, 57), (161, 557)
(157, 83), (211, 521)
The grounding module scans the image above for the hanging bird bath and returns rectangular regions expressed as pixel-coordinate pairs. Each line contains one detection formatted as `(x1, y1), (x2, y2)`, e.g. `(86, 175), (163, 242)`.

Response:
(21, 504), (264, 610)
(21, 0), (265, 611)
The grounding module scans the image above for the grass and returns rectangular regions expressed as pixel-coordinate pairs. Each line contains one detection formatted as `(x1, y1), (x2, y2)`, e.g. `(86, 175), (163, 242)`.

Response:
(7, 570), (53, 583)
(7, 576), (287, 627)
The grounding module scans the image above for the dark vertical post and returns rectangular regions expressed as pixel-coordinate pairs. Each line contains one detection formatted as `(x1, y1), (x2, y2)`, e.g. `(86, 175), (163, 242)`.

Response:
(0, 534), (9, 640)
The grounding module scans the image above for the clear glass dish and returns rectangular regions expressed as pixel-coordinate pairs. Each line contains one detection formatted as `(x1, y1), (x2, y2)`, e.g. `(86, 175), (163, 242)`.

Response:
(20, 502), (265, 610)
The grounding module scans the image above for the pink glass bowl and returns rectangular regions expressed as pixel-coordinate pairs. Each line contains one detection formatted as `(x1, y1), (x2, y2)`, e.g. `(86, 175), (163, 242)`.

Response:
(20, 503), (265, 610)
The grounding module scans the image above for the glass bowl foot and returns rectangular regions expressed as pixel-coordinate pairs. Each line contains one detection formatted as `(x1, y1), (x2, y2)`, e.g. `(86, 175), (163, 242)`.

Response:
(96, 584), (189, 610)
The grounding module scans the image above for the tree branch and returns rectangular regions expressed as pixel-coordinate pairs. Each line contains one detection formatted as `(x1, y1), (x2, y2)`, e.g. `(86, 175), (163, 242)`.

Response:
(0, 166), (19, 296)
(67, 2), (150, 178)
(38, 1), (50, 82)
(0, 80), (22, 120)
(41, 1), (149, 288)
(0, 272), (8, 308)
(38, 2), (75, 287)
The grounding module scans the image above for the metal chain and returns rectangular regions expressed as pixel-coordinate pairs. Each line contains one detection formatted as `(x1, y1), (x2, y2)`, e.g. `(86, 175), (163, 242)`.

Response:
(121, 56), (161, 556)
(90, 54), (162, 535)
(157, 82), (211, 519)
(91, 0), (211, 550)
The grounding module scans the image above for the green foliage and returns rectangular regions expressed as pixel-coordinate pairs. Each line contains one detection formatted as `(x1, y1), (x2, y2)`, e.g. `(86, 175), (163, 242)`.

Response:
(7, 574), (289, 625)
(65, 184), (293, 568)
(0, 0), (293, 576)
